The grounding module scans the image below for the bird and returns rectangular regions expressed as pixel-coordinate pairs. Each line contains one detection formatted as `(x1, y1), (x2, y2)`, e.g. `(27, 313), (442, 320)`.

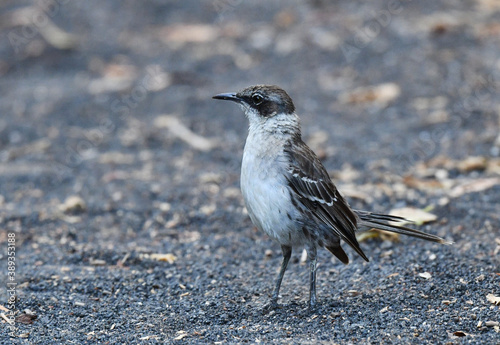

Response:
(213, 85), (449, 310)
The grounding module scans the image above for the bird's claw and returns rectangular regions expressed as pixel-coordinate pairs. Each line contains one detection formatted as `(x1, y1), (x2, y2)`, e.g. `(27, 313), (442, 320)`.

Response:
(308, 303), (317, 313)
(262, 300), (280, 314)
(308, 297), (318, 313)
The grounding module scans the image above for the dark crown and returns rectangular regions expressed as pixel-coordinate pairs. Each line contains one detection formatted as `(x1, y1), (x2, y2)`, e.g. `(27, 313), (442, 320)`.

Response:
(237, 85), (295, 117)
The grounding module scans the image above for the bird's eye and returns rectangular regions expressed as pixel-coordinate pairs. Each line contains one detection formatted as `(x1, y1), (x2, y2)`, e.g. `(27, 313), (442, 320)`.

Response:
(252, 93), (263, 105)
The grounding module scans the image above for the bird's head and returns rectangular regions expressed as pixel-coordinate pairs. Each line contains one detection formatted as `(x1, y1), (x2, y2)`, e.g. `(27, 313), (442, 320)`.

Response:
(213, 85), (298, 134)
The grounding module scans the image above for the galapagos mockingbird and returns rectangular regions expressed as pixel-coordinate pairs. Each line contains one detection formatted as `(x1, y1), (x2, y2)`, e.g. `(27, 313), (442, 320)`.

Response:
(213, 85), (448, 310)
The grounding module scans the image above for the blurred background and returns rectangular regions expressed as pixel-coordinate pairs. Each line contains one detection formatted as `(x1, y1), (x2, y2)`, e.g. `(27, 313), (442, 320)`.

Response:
(0, 0), (499, 343)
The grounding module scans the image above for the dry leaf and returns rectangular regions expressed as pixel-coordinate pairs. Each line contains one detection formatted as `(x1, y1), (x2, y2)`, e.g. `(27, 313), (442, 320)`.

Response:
(357, 229), (400, 242)
(158, 24), (218, 43)
(102, 63), (137, 79)
(442, 299), (456, 305)
(449, 178), (500, 198)
(339, 83), (400, 106)
(424, 155), (500, 175)
(140, 335), (159, 340)
(426, 155), (456, 169)
(476, 0), (500, 10)
(154, 115), (217, 151)
(486, 293), (500, 306)
(16, 313), (37, 324)
(174, 331), (188, 340)
(89, 259), (106, 266)
(174, 334), (188, 340)
(452, 331), (467, 337)
(0, 313), (14, 325)
(8, 6), (78, 49)
(457, 156), (487, 172)
(419, 272), (432, 279)
(357, 230), (382, 242)
(150, 253), (177, 264)
(403, 176), (444, 190)
(389, 207), (437, 226)
(59, 195), (87, 213)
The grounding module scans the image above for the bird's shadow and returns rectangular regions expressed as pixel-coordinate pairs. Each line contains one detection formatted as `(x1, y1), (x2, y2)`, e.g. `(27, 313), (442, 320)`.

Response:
(258, 299), (343, 318)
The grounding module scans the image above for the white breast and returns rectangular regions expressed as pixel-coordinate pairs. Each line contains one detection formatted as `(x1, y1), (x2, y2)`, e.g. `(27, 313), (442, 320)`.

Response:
(240, 129), (305, 246)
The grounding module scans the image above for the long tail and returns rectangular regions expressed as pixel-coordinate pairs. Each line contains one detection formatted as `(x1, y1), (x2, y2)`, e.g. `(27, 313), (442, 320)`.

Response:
(354, 210), (451, 244)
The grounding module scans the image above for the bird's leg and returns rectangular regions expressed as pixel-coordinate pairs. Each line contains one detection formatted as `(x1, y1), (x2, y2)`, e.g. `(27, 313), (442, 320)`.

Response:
(265, 245), (292, 310)
(307, 245), (318, 310)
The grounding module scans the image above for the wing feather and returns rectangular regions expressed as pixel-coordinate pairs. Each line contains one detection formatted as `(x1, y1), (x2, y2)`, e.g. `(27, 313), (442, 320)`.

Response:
(284, 139), (368, 261)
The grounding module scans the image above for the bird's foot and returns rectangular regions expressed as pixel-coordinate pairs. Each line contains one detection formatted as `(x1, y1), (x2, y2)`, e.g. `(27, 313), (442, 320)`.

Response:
(262, 299), (280, 314)
(308, 297), (318, 313)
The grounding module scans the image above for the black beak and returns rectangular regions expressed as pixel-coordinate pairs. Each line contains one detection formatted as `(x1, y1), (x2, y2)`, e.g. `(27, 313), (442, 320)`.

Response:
(212, 92), (242, 103)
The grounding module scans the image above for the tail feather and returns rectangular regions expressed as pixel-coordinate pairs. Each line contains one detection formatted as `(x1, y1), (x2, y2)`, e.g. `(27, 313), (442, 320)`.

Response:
(355, 211), (451, 245)
(326, 245), (350, 264)
(358, 212), (407, 223)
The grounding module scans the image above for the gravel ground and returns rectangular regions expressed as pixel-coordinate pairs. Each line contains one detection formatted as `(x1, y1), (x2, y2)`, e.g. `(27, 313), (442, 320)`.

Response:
(0, 0), (499, 344)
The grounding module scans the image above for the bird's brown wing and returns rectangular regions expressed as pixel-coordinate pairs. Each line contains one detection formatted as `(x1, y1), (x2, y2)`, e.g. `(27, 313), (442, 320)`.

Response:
(284, 139), (369, 262)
